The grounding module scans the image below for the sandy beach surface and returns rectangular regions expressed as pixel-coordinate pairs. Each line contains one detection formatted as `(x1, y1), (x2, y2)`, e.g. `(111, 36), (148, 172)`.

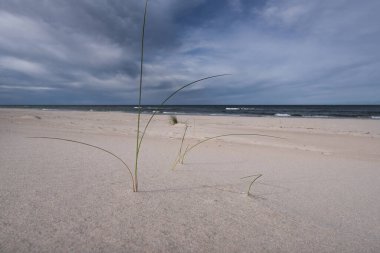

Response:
(1, 108), (380, 252)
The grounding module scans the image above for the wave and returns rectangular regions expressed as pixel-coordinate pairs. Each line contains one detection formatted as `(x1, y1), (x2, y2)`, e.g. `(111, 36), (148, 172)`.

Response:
(225, 107), (255, 111)
(303, 115), (329, 118)
(163, 111), (181, 115)
(274, 113), (291, 117)
(371, 116), (380, 119)
(209, 113), (226, 116)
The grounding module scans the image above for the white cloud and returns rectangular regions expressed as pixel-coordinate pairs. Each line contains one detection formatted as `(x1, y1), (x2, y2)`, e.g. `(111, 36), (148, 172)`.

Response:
(0, 57), (48, 75)
(0, 11), (50, 42)
(0, 85), (57, 91)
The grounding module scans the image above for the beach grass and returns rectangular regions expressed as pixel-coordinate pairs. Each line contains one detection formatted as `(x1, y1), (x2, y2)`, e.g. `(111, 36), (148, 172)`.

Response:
(240, 174), (263, 196)
(27, 0), (276, 196)
(29, 0), (228, 192)
(175, 133), (285, 166)
(133, 0), (149, 192)
(169, 115), (179, 125)
(28, 136), (135, 190)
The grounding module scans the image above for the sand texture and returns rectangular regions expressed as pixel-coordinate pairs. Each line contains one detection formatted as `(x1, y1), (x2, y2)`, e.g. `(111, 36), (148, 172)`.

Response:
(1, 108), (380, 252)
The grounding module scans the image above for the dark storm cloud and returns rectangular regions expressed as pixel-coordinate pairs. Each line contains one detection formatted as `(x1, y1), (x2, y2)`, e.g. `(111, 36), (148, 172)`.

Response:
(0, 0), (380, 104)
(0, 0), (218, 104)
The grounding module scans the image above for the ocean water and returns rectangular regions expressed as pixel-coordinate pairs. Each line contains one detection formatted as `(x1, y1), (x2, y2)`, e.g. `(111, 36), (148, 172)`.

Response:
(2, 105), (380, 119)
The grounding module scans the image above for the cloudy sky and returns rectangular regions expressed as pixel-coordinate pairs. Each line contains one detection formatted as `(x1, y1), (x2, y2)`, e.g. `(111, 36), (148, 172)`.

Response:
(0, 0), (379, 105)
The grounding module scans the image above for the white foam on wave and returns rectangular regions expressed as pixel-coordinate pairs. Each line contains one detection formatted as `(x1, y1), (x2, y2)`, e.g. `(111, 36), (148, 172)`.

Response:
(371, 116), (380, 119)
(225, 107), (255, 111)
(275, 113), (291, 117)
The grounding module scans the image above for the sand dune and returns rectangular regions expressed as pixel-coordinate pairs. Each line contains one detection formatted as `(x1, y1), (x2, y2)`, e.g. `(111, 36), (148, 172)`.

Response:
(1, 108), (380, 252)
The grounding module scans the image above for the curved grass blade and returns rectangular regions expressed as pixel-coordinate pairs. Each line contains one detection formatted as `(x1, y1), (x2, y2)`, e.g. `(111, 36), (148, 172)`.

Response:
(240, 174), (263, 196)
(181, 133), (285, 163)
(138, 74), (231, 151)
(28, 137), (135, 190)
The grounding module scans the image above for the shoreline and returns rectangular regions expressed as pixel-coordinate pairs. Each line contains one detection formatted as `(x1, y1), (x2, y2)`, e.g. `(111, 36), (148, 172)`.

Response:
(1, 107), (380, 120)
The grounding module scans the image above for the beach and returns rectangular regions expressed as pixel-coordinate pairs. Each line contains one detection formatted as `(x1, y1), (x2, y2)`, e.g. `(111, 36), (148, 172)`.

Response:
(1, 108), (380, 252)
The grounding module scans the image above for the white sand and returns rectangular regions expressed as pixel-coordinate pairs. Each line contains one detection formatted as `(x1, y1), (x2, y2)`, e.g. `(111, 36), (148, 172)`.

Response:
(1, 108), (380, 252)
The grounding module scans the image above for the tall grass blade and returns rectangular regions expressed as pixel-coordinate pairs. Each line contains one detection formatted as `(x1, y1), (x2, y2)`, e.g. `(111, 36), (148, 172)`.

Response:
(134, 0), (149, 192)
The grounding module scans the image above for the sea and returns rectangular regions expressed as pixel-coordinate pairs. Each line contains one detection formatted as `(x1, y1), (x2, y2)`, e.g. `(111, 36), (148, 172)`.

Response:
(2, 105), (380, 119)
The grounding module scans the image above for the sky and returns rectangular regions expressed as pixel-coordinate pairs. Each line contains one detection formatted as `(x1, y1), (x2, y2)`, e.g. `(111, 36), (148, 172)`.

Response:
(0, 0), (379, 105)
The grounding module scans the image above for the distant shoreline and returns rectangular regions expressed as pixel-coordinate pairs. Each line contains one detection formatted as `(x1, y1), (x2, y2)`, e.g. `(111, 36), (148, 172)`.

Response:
(1, 105), (380, 119)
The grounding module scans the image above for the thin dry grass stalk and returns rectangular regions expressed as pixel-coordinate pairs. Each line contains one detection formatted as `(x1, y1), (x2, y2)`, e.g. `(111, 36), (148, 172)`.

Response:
(172, 124), (188, 170)
(28, 137), (135, 190)
(137, 74), (230, 152)
(178, 125), (188, 158)
(134, 0), (149, 192)
(178, 133), (285, 165)
(240, 174), (263, 196)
